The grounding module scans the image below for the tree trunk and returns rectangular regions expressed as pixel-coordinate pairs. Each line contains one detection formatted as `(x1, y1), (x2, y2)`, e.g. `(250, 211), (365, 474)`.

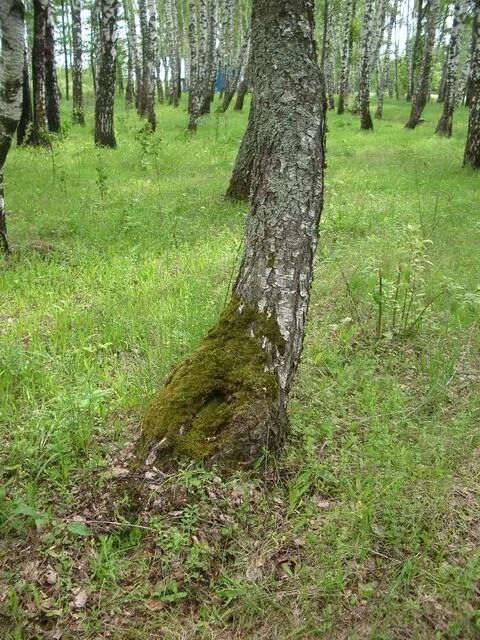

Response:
(200, 0), (217, 115)
(405, 0), (439, 129)
(187, 0), (206, 131)
(71, 0), (84, 124)
(94, 0), (119, 147)
(138, 0), (326, 468)
(221, 30), (250, 113)
(31, 0), (49, 145)
(226, 97), (256, 201)
(234, 79), (248, 111)
(375, 0), (398, 119)
(45, 1), (61, 133)
(138, 0), (148, 115)
(359, 0), (375, 129)
(337, 0), (356, 115)
(60, 0), (70, 101)
(0, 0), (25, 255)
(165, 0), (180, 107)
(17, 41), (33, 145)
(435, 1), (468, 136)
(464, 1), (480, 168)
(407, 0), (424, 102)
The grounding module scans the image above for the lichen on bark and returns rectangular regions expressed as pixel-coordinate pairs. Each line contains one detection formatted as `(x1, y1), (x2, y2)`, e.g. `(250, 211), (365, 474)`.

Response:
(137, 296), (286, 467)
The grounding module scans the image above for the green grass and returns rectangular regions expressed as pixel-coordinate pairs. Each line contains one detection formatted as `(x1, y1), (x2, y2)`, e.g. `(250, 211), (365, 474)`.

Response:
(1, 95), (479, 639)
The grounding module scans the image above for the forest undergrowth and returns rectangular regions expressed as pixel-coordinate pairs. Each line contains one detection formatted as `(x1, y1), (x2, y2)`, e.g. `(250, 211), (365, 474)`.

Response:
(1, 96), (479, 639)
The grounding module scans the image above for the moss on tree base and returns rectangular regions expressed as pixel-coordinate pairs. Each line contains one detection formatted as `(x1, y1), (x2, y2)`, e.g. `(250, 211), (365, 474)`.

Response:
(137, 296), (287, 468)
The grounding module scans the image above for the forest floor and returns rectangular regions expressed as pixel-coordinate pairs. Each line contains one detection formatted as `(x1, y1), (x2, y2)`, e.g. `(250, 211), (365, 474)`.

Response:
(1, 96), (480, 639)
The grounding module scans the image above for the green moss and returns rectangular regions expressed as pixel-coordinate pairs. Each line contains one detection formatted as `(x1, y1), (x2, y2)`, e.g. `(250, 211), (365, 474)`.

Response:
(137, 295), (285, 465)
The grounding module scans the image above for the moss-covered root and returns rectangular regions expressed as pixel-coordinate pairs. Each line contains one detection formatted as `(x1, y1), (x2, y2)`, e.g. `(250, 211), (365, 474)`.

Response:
(136, 296), (287, 468)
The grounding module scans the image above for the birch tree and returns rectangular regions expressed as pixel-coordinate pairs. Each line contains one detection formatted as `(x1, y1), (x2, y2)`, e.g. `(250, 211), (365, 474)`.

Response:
(375, 0), (398, 119)
(137, 0), (326, 468)
(71, 0), (84, 124)
(359, 0), (375, 129)
(464, 0), (480, 168)
(17, 38), (33, 145)
(337, 0), (356, 114)
(45, 1), (61, 133)
(0, 0), (25, 254)
(405, 0), (439, 128)
(435, 0), (468, 136)
(94, 0), (119, 147)
(31, 0), (49, 145)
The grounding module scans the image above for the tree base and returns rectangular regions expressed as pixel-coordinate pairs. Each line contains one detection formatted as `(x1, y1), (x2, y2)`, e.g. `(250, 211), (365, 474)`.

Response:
(136, 296), (287, 468)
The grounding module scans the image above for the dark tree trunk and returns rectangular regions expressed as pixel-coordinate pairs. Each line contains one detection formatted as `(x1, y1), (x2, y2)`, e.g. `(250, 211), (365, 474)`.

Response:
(1, 0), (25, 254)
(436, 1), (468, 137)
(407, 0), (424, 102)
(226, 98), (256, 201)
(17, 43), (34, 145)
(405, 0), (439, 129)
(464, 1), (480, 168)
(234, 79), (248, 111)
(45, 1), (61, 133)
(138, 0), (326, 469)
(31, 0), (49, 145)
(94, 0), (119, 147)
(71, 0), (84, 124)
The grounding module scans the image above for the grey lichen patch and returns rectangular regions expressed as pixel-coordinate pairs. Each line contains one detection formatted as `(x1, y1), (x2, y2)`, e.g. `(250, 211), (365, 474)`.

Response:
(136, 295), (286, 468)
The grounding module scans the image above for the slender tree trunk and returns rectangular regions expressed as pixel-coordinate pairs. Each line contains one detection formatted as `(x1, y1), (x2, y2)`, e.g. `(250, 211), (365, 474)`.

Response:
(17, 41), (34, 145)
(146, 0), (157, 129)
(405, 0), (439, 129)
(200, 0), (217, 114)
(138, 0), (148, 115)
(31, 0), (49, 145)
(323, 1), (336, 110)
(60, 0), (70, 101)
(45, 1), (61, 133)
(407, 0), (424, 102)
(359, 0), (375, 129)
(436, 0), (468, 136)
(221, 31), (250, 112)
(464, 1), (480, 168)
(187, 0), (205, 131)
(375, 0), (398, 119)
(0, 0), (25, 255)
(138, 0), (326, 468)
(166, 0), (180, 106)
(234, 79), (248, 110)
(94, 0), (119, 147)
(437, 56), (448, 102)
(71, 0), (84, 124)
(337, 0), (355, 114)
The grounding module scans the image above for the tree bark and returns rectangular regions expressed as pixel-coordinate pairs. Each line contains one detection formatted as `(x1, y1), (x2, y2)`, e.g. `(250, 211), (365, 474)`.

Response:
(221, 30), (250, 113)
(45, 1), (61, 133)
(407, 0), (424, 102)
(226, 97), (256, 200)
(337, 0), (356, 115)
(31, 0), (49, 145)
(435, 1), (468, 136)
(60, 0), (70, 101)
(0, 0), (25, 254)
(405, 0), (439, 129)
(94, 0), (119, 147)
(71, 0), (85, 124)
(17, 41), (33, 145)
(464, 0), (480, 168)
(375, 0), (398, 119)
(359, 0), (375, 129)
(138, 0), (326, 468)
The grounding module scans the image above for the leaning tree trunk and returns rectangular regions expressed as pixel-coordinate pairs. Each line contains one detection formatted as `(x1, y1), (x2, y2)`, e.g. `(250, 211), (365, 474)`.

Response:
(337, 0), (356, 114)
(17, 40), (33, 145)
(375, 0), (398, 119)
(405, 0), (439, 129)
(464, 0), (480, 168)
(94, 0), (119, 147)
(221, 31), (250, 113)
(31, 0), (49, 145)
(0, 0), (25, 255)
(137, 0), (326, 468)
(359, 0), (375, 129)
(435, 0), (468, 136)
(226, 97), (256, 200)
(45, 1), (61, 133)
(71, 0), (85, 124)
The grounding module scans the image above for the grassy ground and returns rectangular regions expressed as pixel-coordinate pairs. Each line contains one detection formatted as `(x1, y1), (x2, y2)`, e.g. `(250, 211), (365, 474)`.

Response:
(1, 95), (479, 639)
